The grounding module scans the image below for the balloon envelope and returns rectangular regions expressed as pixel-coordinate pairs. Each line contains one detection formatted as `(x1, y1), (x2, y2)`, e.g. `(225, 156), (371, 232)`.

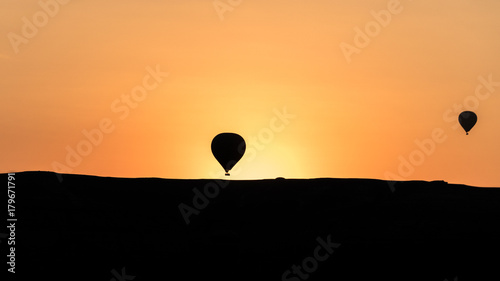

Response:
(211, 133), (245, 176)
(458, 111), (477, 135)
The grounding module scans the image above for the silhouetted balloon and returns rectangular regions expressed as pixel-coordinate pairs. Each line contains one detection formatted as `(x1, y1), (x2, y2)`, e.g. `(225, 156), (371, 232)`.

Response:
(211, 133), (245, 176)
(458, 111), (477, 135)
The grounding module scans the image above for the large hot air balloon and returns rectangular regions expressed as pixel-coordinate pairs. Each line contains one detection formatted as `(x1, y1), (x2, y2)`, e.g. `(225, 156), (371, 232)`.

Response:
(211, 133), (245, 176)
(458, 111), (477, 135)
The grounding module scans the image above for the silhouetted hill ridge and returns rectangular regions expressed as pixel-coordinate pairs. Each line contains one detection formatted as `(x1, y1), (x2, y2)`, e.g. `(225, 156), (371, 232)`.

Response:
(6, 171), (500, 280)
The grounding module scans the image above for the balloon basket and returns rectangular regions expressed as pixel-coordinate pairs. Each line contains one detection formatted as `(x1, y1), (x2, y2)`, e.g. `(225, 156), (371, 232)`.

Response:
(225, 173), (230, 176)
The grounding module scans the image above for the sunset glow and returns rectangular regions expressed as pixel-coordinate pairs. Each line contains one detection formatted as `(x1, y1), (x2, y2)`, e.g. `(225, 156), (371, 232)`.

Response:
(1, 0), (499, 186)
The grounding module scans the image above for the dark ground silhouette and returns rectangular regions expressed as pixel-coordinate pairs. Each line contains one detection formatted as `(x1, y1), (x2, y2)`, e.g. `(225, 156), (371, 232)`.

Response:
(6, 171), (500, 280)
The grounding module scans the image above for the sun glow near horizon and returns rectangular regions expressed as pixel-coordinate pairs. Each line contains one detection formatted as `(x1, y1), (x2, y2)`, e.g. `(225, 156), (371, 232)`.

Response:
(1, 0), (500, 187)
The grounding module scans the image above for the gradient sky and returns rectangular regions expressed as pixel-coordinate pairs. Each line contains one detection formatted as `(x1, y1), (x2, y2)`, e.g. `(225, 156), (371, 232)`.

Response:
(1, 0), (499, 186)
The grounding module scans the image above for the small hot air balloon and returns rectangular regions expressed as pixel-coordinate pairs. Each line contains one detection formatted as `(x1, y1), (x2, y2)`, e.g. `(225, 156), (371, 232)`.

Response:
(458, 111), (477, 135)
(211, 133), (245, 176)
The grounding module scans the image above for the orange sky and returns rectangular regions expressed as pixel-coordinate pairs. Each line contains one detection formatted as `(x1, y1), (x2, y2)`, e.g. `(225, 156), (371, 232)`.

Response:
(1, 0), (499, 187)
